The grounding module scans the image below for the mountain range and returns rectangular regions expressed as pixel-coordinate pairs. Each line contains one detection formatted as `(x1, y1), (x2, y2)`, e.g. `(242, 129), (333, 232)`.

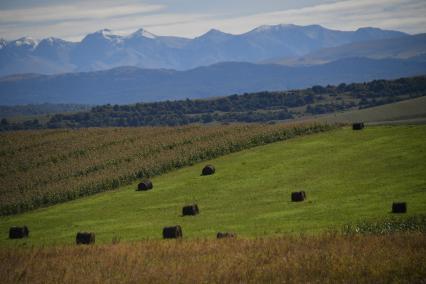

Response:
(1, 57), (425, 105)
(0, 24), (408, 76)
(274, 33), (426, 66)
(1, 24), (426, 105)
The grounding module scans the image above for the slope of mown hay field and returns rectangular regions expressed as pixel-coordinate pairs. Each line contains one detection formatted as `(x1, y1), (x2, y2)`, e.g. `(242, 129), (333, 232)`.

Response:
(316, 95), (426, 124)
(0, 123), (332, 215)
(0, 233), (425, 283)
(0, 125), (425, 246)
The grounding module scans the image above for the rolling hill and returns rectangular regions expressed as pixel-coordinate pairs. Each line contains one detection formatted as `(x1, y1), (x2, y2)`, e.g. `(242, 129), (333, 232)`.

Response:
(314, 95), (426, 124)
(1, 125), (425, 245)
(0, 123), (330, 215)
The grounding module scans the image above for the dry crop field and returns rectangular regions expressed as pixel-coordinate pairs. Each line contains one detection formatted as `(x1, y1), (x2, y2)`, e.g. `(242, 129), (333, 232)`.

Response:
(0, 233), (425, 283)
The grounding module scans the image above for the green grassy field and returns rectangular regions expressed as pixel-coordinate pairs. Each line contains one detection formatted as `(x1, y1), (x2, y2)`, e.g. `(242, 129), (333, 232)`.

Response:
(1, 125), (425, 246)
(315, 95), (426, 124)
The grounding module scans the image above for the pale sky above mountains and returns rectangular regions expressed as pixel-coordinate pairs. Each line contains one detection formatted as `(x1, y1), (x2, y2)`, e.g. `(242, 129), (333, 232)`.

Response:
(0, 0), (425, 41)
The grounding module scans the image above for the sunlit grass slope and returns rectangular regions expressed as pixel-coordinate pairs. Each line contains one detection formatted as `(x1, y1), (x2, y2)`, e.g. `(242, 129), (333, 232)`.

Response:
(1, 125), (425, 246)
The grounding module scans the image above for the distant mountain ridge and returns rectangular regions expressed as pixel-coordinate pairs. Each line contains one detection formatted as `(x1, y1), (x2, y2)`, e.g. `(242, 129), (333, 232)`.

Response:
(0, 24), (407, 76)
(274, 33), (426, 66)
(1, 57), (425, 105)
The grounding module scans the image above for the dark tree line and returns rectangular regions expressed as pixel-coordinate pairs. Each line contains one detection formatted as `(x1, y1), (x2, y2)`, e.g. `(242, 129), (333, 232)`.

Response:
(1, 76), (425, 131)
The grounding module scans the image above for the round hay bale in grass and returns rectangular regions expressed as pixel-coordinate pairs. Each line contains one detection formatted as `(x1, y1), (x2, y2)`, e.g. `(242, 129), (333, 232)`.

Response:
(291, 191), (306, 202)
(182, 204), (199, 216)
(9, 226), (29, 239)
(76, 232), (95, 245)
(392, 202), (407, 213)
(352, 122), (365, 130)
(137, 180), (153, 191)
(217, 232), (236, 239)
(202, 165), (215, 176)
(163, 225), (182, 239)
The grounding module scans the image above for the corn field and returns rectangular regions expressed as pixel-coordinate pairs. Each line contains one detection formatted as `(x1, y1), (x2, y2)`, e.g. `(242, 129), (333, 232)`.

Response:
(0, 123), (334, 215)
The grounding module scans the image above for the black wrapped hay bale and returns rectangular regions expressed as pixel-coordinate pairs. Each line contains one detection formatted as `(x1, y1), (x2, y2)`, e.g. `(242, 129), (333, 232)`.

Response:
(352, 122), (365, 130)
(9, 226), (29, 239)
(202, 165), (215, 176)
(76, 232), (95, 244)
(163, 225), (182, 239)
(217, 232), (236, 239)
(137, 180), (153, 191)
(291, 191), (306, 202)
(392, 202), (407, 213)
(182, 204), (199, 216)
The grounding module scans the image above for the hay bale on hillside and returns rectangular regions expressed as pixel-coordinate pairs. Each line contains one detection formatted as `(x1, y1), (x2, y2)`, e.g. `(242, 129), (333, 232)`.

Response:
(163, 225), (182, 239)
(182, 204), (199, 216)
(202, 165), (215, 176)
(352, 122), (365, 130)
(217, 232), (236, 239)
(392, 202), (407, 213)
(137, 180), (153, 191)
(9, 226), (29, 239)
(291, 191), (306, 202)
(76, 232), (95, 244)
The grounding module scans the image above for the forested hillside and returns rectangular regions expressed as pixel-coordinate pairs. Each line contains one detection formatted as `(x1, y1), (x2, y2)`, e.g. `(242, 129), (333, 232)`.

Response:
(1, 76), (425, 131)
(0, 104), (90, 118)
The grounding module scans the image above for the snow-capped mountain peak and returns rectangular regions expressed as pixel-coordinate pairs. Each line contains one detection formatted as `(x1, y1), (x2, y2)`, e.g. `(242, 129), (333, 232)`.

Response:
(128, 28), (157, 39)
(251, 24), (297, 33)
(97, 29), (114, 37)
(82, 29), (123, 44)
(45, 37), (61, 42)
(12, 37), (38, 48)
(87, 29), (118, 39)
(40, 37), (67, 45)
(0, 39), (7, 49)
(0, 24), (410, 76)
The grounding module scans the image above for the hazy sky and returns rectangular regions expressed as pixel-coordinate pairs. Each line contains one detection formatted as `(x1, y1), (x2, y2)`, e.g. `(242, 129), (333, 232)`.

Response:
(1, 0), (425, 41)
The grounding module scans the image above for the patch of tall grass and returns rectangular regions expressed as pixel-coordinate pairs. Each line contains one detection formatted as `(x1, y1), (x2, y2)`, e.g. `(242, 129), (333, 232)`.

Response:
(342, 215), (426, 235)
(0, 233), (424, 283)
